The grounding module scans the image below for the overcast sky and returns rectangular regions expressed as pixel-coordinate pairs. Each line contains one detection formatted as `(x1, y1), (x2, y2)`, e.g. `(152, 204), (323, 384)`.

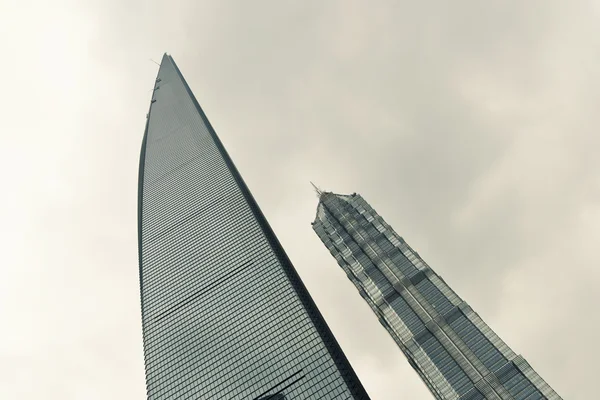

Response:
(1, 1), (599, 399)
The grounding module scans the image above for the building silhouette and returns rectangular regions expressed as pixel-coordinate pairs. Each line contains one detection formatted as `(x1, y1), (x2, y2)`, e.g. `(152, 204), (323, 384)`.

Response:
(313, 191), (562, 400)
(137, 55), (370, 399)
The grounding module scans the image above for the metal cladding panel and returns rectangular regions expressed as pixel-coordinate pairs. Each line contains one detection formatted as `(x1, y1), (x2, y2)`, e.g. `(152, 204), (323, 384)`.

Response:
(138, 55), (370, 400)
(313, 192), (562, 400)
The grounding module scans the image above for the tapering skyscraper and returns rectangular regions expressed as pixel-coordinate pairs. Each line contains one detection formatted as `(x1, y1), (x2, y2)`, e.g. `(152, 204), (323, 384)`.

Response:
(313, 191), (561, 400)
(137, 55), (371, 399)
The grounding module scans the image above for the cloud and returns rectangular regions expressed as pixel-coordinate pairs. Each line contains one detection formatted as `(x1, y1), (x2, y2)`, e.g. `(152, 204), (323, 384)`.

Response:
(1, 0), (598, 398)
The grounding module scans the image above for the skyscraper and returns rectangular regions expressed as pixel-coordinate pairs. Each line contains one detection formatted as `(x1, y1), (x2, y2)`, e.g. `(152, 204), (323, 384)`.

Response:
(137, 54), (371, 399)
(312, 191), (561, 400)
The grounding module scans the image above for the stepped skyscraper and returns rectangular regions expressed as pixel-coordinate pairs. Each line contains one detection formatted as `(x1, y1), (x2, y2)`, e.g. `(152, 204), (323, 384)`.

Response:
(137, 54), (371, 399)
(313, 191), (561, 400)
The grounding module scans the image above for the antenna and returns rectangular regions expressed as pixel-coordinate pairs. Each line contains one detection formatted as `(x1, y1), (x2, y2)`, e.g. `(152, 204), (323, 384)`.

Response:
(149, 58), (161, 66)
(310, 181), (323, 197)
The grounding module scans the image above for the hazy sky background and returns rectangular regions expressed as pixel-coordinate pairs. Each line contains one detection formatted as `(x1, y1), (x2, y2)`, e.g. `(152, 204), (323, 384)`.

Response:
(1, 1), (599, 399)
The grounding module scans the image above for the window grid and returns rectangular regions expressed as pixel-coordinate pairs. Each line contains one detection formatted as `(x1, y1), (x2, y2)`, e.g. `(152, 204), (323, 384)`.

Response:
(139, 55), (370, 399)
(313, 191), (562, 400)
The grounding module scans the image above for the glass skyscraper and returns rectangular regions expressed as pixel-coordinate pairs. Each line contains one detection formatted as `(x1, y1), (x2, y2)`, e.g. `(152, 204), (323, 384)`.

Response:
(312, 191), (561, 400)
(137, 54), (371, 399)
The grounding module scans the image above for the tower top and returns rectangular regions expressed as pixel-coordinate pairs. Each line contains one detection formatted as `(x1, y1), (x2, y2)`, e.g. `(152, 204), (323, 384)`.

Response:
(310, 181), (323, 197)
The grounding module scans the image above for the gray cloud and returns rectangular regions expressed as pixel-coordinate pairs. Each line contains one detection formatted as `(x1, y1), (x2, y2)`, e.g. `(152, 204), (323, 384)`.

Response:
(1, 0), (598, 398)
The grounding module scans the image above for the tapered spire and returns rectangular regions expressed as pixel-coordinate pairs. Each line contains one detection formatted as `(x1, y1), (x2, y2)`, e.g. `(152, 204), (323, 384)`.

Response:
(310, 181), (323, 197)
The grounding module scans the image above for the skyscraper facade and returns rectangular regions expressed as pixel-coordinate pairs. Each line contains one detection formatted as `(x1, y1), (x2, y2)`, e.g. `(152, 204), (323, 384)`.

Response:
(312, 191), (561, 400)
(137, 55), (371, 400)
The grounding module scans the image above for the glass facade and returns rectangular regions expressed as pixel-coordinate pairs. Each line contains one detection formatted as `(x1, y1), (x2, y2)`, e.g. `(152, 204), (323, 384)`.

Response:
(313, 191), (562, 400)
(137, 54), (371, 399)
